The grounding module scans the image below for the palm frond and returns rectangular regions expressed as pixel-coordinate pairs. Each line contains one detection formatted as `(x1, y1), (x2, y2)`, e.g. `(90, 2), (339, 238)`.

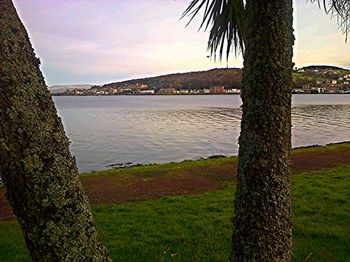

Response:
(182, 0), (246, 61)
(311, 0), (350, 41)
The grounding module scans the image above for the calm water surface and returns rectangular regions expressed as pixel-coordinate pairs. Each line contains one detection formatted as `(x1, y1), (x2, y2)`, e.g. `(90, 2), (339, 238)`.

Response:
(54, 94), (350, 172)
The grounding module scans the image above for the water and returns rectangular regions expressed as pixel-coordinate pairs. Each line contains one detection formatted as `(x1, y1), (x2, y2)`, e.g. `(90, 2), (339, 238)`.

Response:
(53, 94), (350, 172)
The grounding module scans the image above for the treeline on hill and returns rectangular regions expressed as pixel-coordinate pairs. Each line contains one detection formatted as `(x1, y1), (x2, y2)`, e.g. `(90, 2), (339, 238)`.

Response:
(301, 65), (347, 71)
(93, 68), (242, 91)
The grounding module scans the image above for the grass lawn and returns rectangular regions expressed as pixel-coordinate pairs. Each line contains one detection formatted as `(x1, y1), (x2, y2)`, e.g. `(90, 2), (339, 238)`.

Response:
(0, 165), (349, 261)
(291, 141), (350, 155)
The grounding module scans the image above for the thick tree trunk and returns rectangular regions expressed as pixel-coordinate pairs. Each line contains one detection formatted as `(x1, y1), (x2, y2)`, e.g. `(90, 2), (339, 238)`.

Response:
(232, 0), (294, 261)
(0, 1), (110, 260)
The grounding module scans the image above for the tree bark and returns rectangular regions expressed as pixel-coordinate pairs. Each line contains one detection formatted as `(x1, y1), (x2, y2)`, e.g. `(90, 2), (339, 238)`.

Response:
(232, 0), (294, 261)
(0, 0), (111, 260)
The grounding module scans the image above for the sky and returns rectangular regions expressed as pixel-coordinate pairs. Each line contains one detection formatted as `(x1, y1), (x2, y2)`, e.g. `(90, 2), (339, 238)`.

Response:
(12, 0), (350, 86)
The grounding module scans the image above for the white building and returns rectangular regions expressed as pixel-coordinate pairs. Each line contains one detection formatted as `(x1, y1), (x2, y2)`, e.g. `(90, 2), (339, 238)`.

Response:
(140, 89), (155, 95)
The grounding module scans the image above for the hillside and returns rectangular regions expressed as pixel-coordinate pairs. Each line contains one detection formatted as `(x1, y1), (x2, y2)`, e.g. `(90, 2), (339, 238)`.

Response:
(300, 65), (349, 72)
(49, 84), (92, 94)
(95, 68), (242, 91)
(293, 65), (350, 90)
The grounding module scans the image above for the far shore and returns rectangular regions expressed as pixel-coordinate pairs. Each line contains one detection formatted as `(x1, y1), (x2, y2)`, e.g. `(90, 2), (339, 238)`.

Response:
(53, 93), (350, 97)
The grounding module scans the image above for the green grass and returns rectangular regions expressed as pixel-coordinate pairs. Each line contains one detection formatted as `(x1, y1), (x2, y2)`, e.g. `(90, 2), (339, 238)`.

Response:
(291, 141), (350, 155)
(81, 156), (238, 181)
(0, 223), (29, 261)
(292, 72), (327, 83)
(95, 187), (235, 261)
(1, 166), (349, 261)
(292, 168), (350, 261)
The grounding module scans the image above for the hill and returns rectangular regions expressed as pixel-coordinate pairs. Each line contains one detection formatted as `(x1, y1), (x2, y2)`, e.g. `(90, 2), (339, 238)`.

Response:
(95, 68), (242, 91)
(49, 84), (92, 94)
(300, 65), (349, 72)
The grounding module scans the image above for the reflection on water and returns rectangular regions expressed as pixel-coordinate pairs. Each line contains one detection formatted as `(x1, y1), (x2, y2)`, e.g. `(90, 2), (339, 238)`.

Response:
(54, 95), (350, 172)
(292, 104), (350, 147)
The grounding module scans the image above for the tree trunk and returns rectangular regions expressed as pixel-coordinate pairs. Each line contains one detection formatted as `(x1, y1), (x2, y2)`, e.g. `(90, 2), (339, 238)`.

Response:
(232, 0), (294, 261)
(0, 1), (111, 260)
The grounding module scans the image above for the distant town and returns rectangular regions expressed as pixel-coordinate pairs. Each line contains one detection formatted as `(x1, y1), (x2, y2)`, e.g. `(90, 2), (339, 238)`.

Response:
(292, 65), (350, 94)
(57, 85), (241, 96)
(52, 66), (350, 96)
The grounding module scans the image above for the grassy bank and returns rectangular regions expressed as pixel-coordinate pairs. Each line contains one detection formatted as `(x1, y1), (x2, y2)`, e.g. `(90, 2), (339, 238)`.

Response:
(81, 141), (350, 180)
(0, 143), (349, 261)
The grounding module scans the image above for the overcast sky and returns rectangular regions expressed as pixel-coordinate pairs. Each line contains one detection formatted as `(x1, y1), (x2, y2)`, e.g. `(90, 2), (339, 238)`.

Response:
(13, 0), (350, 86)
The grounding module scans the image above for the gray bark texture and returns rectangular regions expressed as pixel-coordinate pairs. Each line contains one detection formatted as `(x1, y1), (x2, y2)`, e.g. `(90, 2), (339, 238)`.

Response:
(232, 0), (294, 261)
(0, 0), (111, 260)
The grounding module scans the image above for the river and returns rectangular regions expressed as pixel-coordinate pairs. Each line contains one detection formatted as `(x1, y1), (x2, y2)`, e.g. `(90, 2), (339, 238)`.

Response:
(53, 94), (350, 172)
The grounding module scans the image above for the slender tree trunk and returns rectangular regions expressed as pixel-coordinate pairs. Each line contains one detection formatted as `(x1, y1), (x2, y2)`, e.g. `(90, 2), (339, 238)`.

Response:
(232, 0), (294, 261)
(0, 1), (110, 260)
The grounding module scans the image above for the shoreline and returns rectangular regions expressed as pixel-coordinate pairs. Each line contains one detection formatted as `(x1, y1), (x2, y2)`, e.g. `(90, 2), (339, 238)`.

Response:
(87, 141), (350, 173)
(53, 93), (350, 97)
(1, 141), (349, 187)
(1, 142), (350, 223)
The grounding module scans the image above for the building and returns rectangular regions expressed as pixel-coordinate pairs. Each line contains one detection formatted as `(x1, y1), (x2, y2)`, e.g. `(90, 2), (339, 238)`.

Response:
(210, 86), (225, 94)
(302, 84), (310, 92)
(225, 88), (241, 94)
(157, 87), (176, 94)
(140, 89), (155, 95)
(292, 88), (304, 94)
(176, 89), (189, 94)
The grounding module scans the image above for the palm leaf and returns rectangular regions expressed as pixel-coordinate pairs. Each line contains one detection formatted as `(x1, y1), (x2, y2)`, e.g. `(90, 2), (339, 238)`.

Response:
(182, 0), (247, 61)
(311, 0), (350, 41)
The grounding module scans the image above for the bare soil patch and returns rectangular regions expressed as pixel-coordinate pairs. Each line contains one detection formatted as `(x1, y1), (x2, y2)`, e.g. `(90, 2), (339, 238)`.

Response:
(83, 173), (219, 206)
(292, 150), (350, 173)
(1, 146), (350, 222)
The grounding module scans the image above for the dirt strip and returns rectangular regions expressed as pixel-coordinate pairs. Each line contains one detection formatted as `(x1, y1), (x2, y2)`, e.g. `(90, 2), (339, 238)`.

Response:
(1, 148), (350, 222)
